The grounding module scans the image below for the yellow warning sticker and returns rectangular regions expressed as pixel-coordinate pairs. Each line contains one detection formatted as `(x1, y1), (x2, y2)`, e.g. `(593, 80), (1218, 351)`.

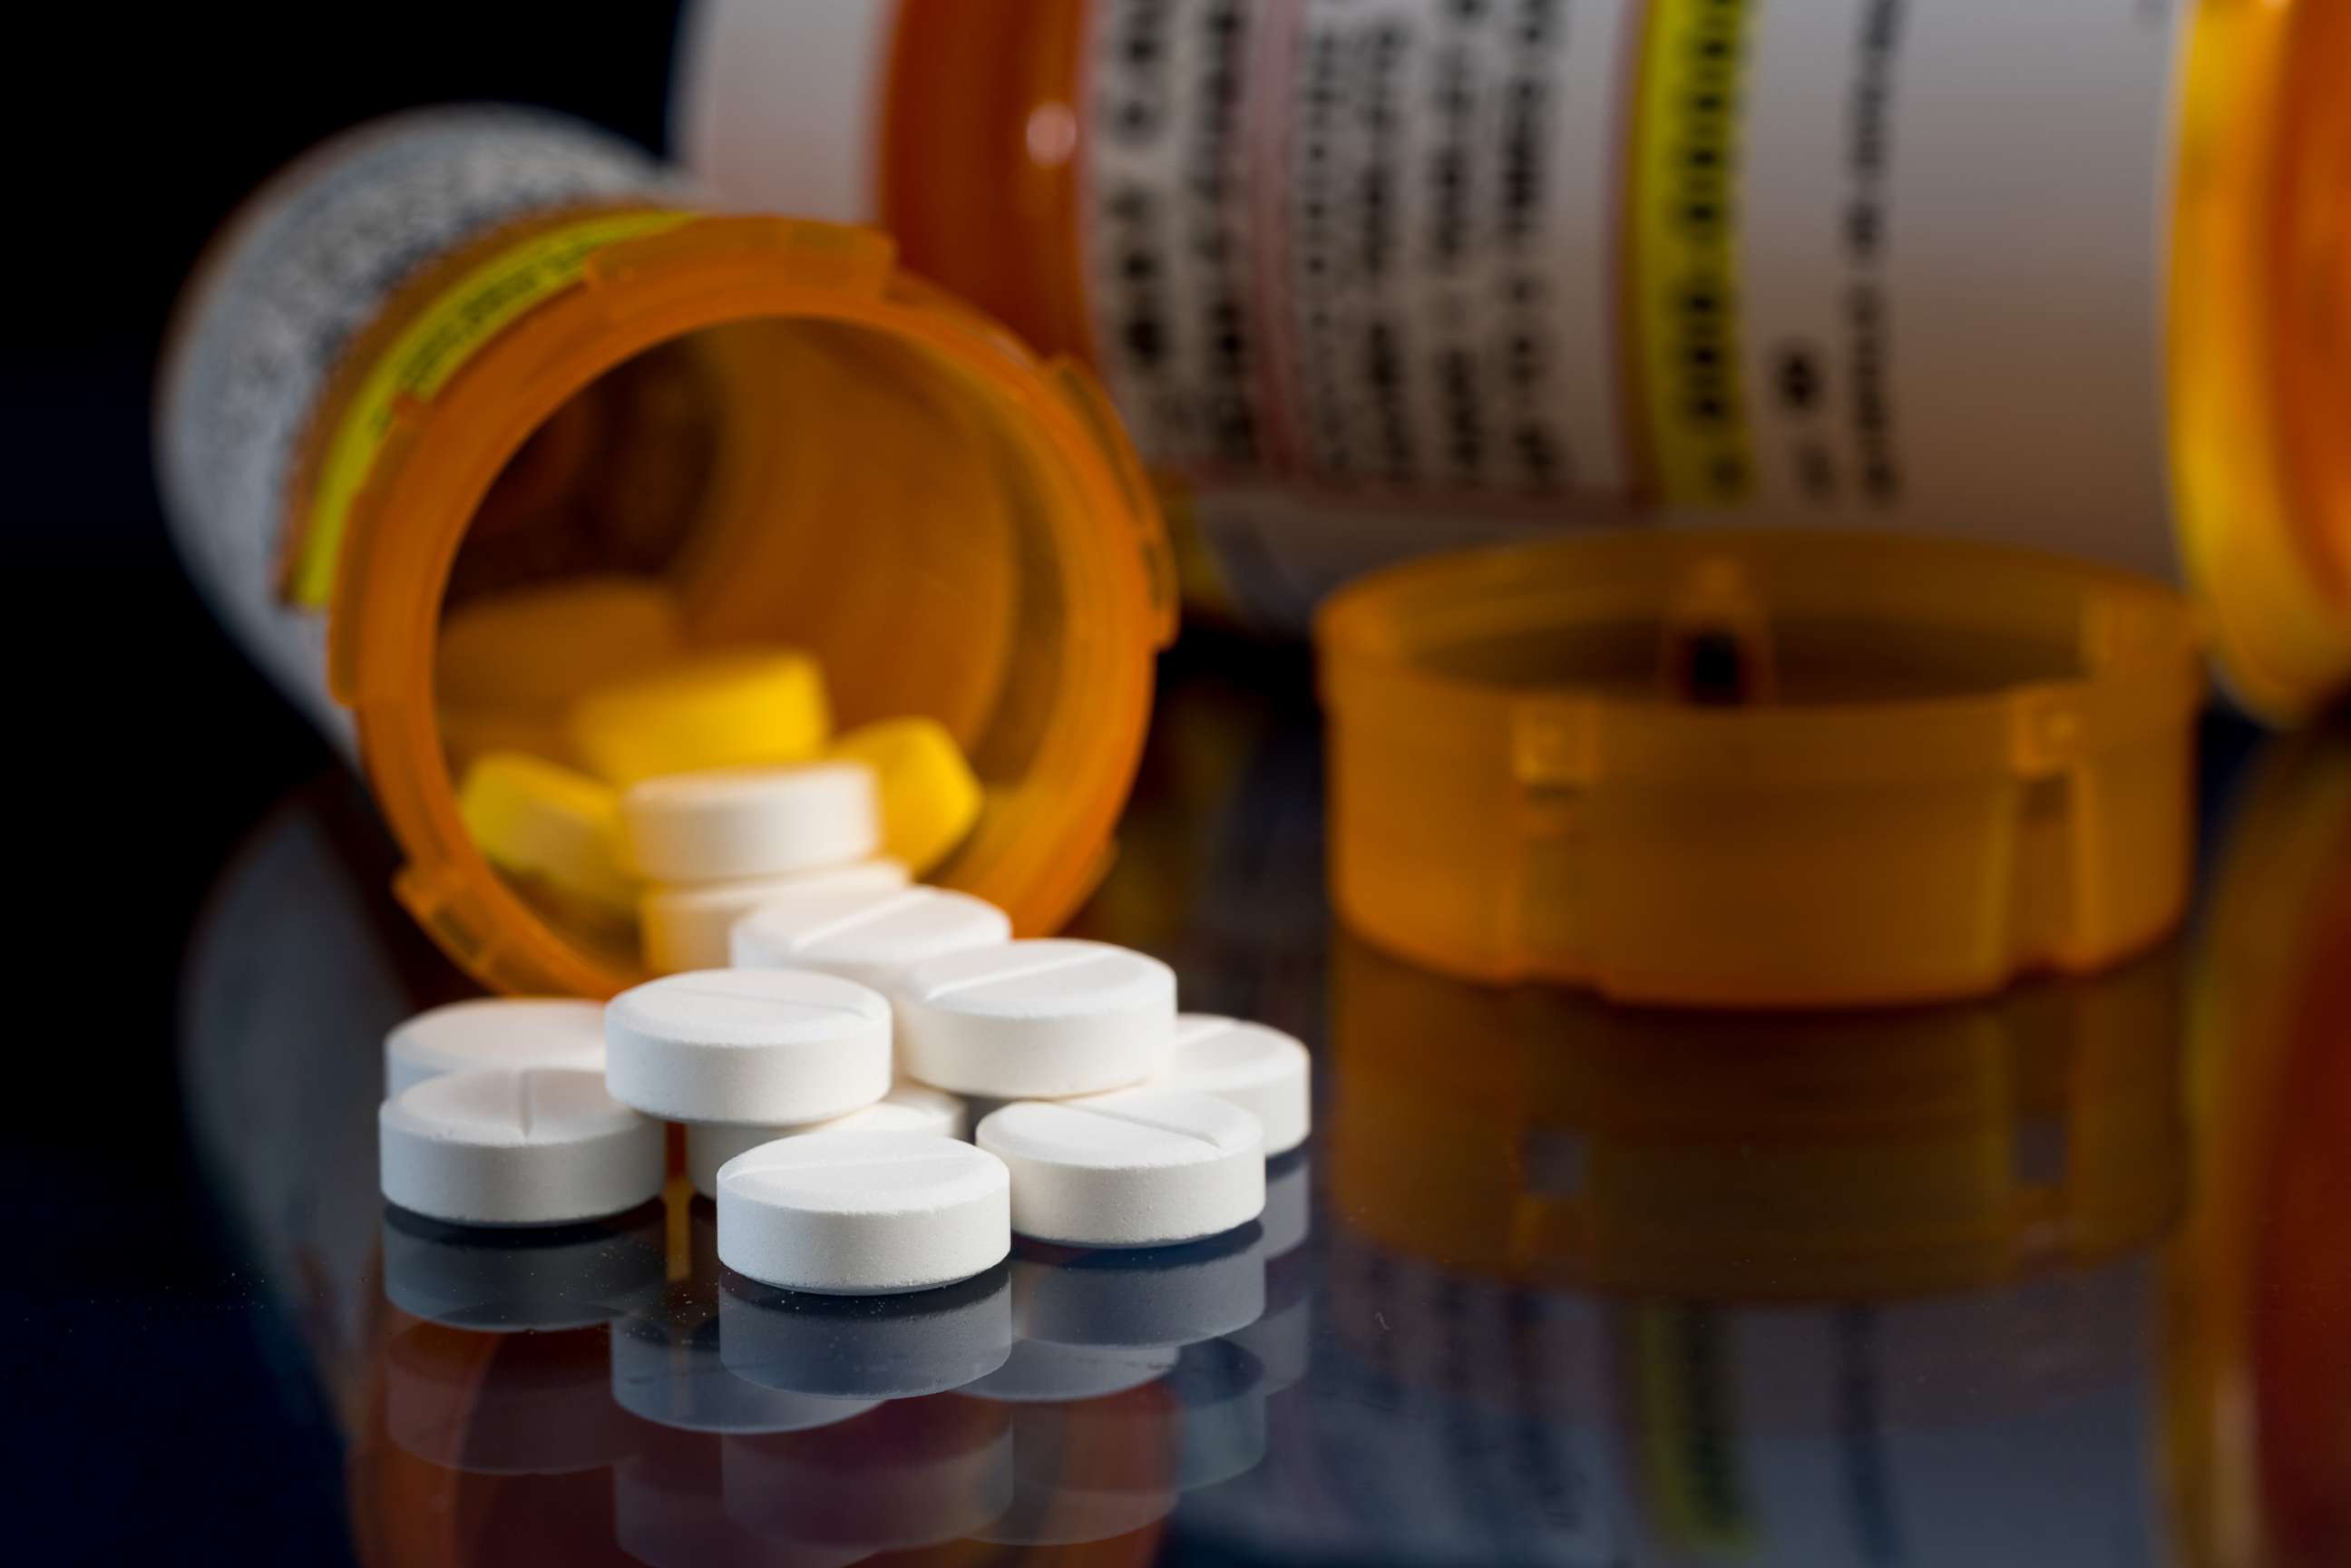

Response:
(288, 209), (695, 607)
(1629, 0), (1756, 507)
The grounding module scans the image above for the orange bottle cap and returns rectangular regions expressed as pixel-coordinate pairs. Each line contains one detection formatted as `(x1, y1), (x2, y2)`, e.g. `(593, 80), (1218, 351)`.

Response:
(1316, 530), (2203, 1007)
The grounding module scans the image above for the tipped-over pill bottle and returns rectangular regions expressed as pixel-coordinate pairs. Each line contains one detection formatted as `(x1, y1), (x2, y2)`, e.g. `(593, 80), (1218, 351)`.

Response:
(678, 0), (2348, 716)
(158, 105), (1173, 999)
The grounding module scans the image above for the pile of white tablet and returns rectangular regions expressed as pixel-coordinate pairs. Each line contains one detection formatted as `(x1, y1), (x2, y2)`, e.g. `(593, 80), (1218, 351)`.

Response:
(379, 880), (1311, 1297)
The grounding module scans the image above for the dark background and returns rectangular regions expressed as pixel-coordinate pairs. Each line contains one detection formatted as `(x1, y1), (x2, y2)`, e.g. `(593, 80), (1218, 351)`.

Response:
(5, 9), (689, 1558)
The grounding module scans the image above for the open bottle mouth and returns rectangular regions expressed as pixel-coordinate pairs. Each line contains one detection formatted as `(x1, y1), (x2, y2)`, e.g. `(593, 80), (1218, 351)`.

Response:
(320, 215), (1167, 998)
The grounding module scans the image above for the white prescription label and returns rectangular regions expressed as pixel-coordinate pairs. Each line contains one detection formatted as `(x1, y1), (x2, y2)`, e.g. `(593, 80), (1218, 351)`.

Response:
(1077, 0), (2190, 624)
(156, 107), (670, 745)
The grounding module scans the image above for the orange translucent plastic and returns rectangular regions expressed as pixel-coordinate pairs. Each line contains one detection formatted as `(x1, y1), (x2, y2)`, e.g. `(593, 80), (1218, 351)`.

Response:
(2169, 0), (2351, 718)
(1316, 531), (2203, 1008)
(1327, 932), (2186, 1300)
(302, 209), (1175, 999)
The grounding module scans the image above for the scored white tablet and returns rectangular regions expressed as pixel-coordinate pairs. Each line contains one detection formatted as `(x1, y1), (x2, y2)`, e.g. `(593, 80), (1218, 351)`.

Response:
(729, 881), (1011, 990)
(1160, 1015), (1312, 1154)
(716, 1128), (1011, 1294)
(379, 1066), (664, 1226)
(640, 858), (908, 973)
(620, 761), (878, 882)
(604, 969), (892, 1125)
(893, 940), (1174, 1098)
(684, 1081), (970, 1197)
(382, 998), (608, 1099)
(976, 1088), (1264, 1246)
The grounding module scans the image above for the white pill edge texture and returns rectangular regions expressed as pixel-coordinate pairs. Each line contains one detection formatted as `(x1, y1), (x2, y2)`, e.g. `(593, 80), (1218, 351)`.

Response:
(976, 1089), (1264, 1247)
(729, 882), (1013, 990)
(379, 1066), (664, 1226)
(621, 761), (879, 882)
(604, 969), (893, 1125)
(716, 1129), (1011, 1294)
(683, 1082), (971, 1197)
(383, 998), (608, 1099)
(639, 859), (909, 973)
(893, 940), (1175, 1098)
(1162, 1015), (1312, 1154)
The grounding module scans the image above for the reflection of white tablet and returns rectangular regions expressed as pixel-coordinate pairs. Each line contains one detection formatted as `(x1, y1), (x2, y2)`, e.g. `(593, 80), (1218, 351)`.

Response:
(718, 1266), (1012, 1398)
(380, 1201), (664, 1333)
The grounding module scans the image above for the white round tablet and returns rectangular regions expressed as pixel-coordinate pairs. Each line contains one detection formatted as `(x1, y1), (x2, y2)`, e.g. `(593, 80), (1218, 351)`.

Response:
(729, 882), (1011, 989)
(716, 1128), (1010, 1295)
(621, 761), (879, 882)
(685, 1082), (970, 1197)
(1161, 1015), (1312, 1154)
(641, 859), (909, 973)
(893, 940), (1175, 1098)
(379, 1066), (664, 1227)
(977, 1089), (1264, 1246)
(382, 997), (607, 1099)
(605, 969), (893, 1125)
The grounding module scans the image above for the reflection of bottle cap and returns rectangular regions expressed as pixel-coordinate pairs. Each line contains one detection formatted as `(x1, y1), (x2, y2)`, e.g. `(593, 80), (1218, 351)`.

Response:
(1317, 531), (2200, 1005)
(382, 1320), (646, 1475)
(1009, 1226), (1267, 1349)
(718, 1265), (1012, 1399)
(381, 1201), (665, 1332)
(723, 1395), (1014, 1552)
(1332, 933), (2186, 1299)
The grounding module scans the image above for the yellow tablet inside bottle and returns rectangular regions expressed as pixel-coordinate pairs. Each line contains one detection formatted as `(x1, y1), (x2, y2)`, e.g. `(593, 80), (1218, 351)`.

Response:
(158, 106), (1174, 999)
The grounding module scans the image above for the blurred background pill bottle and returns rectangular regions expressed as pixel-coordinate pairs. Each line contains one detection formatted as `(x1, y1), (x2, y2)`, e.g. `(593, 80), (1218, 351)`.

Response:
(156, 104), (1175, 999)
(678, 0), (2348, 717)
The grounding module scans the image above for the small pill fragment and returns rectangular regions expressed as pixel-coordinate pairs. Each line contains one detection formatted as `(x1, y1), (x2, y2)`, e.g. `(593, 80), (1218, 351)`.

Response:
(458, 753), (639, 922)
(605, 969), (893, 1125)
(1159, 1015), (1312, 1154)
(893, 940), (1174, 1099)
(383, 997), (609, 1099)
(716, 1128), (1011, 1295)
(828, 716), (983, 876)
(620, 761), (876, 883)
(977, 1089), (1264, 1247)
(641, 859), (909, 973)
(571, 648), (831, 785)
(730, 881), (1011, 991)
(379, 1066), (664, 1226)
(685, 1081), (971, 1198)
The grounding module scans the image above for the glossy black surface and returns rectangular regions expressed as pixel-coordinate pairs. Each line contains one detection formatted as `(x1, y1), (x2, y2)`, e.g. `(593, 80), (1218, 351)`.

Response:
(19, 634), (2351, 1567)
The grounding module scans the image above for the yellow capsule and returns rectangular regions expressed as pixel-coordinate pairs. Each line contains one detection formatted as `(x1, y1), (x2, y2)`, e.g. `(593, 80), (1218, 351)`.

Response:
(434, 575), (687, 711)
(457, 752), (639, 924)
(570, 649), (832, 786)
(828, 716), (983, 877)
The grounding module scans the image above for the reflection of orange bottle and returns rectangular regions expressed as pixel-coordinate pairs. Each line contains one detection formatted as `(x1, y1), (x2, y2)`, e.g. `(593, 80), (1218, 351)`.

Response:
(679, 0), (2350, 715)
(2168, 733), (2351, 1568)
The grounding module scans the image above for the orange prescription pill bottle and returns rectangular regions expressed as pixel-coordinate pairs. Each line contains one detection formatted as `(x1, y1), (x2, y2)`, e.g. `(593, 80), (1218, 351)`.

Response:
(158, 106), (1174, 1000)
(677, 0), (2350, 717)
